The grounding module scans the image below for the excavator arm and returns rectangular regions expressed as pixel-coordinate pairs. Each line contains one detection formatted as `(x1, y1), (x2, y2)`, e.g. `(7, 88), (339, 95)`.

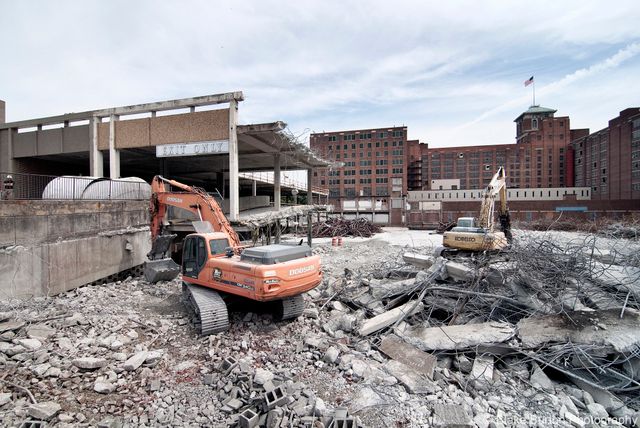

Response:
(149, 175), (241, 248)
(477, 167), (505, 231)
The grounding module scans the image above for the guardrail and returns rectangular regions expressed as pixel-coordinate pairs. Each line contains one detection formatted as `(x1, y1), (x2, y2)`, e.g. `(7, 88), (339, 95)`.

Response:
(0, 172), (151, 201)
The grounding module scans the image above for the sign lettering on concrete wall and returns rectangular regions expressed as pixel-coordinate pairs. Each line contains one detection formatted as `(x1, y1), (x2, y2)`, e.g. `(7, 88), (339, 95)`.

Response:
(156, 140), (229, 157)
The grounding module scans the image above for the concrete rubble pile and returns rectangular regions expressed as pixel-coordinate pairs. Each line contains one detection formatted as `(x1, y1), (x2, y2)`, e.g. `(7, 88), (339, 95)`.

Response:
(0, 231), (639, 427)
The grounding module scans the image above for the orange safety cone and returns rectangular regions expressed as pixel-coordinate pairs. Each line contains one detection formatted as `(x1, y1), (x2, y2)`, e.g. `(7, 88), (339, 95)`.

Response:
(337, 236), (343, 246)
(332, 237), (337, 246)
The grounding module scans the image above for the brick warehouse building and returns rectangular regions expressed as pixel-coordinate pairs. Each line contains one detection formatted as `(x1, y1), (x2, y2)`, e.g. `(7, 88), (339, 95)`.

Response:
(572, 107), (640, 200)
(313, 105), (639, 227)
(409, 105), (583, 191)
(310, 127), (409, 224)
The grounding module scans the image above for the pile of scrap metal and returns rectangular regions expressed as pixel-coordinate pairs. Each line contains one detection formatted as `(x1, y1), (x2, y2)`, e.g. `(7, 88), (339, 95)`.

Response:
(316, 234), (640, 422)
(312, 218), (382, 238)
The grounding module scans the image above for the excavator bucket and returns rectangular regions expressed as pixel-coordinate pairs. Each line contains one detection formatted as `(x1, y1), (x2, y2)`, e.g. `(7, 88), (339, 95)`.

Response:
(144, 234), (181, 283)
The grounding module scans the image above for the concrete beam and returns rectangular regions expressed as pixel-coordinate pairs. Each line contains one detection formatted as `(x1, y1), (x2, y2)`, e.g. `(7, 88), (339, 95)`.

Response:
(228, 99), (240, 221)
(89, 117), (103, 177)
(274, 154), (281, 210)
(252, 180), (257, 197)
(109, 115), (120, 179)
(94, 91), (244, 118)
(358, 301), (424, 336)
(0, 91), (244, 129)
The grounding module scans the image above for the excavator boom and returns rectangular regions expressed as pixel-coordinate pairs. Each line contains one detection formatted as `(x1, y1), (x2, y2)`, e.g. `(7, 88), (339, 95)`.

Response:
(149, 175), (241, 247)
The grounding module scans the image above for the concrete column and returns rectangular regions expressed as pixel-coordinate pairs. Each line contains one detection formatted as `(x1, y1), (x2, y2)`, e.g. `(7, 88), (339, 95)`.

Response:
(228, 99), (240, 221)
(307, 169), (313, 205)
(151, 111), (157, 118)
(252, 180), (257, 197)
(109, 114), (120, 179)
(5, 128), (15, 173)
(190, 106), (196, 113)
(274, 154), (281, 210)
(89, 116), (104, 177)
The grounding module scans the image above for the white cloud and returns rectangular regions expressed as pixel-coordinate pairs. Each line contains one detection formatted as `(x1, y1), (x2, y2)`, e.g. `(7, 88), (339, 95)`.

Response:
(0, 0), (639, 149)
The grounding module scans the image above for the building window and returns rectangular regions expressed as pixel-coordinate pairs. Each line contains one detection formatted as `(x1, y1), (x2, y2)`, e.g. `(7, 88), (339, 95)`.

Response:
(532, 119), (538, 129)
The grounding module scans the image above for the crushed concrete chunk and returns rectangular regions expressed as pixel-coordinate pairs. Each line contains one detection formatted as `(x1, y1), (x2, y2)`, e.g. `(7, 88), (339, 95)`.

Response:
(28, 401), (61, 420)
(470, 355), (494, 382)
(379, 334), (436, 379)
(72, 357), (107, 369)
(253, 368), (274, 385)
(94, 381), (116, 394)
(26, 324), (56, 341)
(383, 360), (437, 394)
(124, 351), (148, 371)
(14, 338), (42, 351)
(350, 386), (387, 413)
(0, 392), (12, 407)
(530, 367), (554, 392)
(432, 404), (474, 427)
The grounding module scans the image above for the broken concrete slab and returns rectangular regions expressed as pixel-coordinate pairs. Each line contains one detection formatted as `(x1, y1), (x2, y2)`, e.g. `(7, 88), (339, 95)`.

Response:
(368, 277), (416, 300)
(403, 252), (435, 269)
(26, 324), (56, 341)
(0, 320), (25, 333)
(123, 351), (148, 371)
(445, 261), (475, 282)
(397, 321), (515, 351)
(383, 360), (438, 394)
(517, 309), (640, 353)
(28, 401), (61, 420)
(358, 301), (424, 336)
(431, 404), (474, 428)
(379, 334), (436, 379)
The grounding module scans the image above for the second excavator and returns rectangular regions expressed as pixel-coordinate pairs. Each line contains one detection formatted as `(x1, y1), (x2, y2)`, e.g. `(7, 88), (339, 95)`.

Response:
(438, 166), (512, 256)
(144, 176), (322, 335)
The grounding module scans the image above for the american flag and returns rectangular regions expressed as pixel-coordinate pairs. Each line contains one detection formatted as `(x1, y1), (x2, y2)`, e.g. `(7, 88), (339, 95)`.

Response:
(524, 76), (534, 87)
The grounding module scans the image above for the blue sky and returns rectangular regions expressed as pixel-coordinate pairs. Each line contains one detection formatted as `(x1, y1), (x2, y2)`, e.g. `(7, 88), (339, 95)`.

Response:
(1, 0), (639, 149)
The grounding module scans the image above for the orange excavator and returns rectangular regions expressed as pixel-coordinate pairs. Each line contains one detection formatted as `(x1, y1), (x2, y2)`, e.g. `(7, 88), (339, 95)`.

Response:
(144, 176), (322, 335)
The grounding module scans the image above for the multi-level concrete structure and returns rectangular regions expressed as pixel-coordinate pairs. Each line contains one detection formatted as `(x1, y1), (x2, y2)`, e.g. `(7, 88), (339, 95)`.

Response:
(0, 93), (329, 221)
(572, 107), (640, 200)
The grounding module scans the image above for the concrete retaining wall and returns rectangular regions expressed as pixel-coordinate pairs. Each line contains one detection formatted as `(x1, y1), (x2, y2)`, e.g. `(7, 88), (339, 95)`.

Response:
(0, 200), (148, 246)
(0, 229), (150, 299)
(0, 200), (151, 299)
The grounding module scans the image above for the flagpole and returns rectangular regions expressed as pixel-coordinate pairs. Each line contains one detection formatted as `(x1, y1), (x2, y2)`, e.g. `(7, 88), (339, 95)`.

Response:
(533, 79), (536, 106)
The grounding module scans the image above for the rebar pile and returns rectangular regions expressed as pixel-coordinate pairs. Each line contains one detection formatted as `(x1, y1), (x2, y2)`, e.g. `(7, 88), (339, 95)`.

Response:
(312, 218), (382, 238)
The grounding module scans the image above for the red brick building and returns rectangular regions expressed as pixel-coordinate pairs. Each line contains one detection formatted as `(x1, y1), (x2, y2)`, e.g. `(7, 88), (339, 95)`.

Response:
(309, 126), (408, 199)
(572, 107), (640, 200)
(408, 105), (578, 190)
(309, 126), (409, 225)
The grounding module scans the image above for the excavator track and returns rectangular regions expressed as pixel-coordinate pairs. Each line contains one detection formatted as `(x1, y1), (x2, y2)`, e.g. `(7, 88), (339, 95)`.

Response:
(276, 294), (305, 321)
(182, 282), (229, 335)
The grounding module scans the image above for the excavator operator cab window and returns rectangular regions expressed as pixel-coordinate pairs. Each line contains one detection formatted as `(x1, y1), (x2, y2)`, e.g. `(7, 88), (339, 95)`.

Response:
(457, 218), (475, 228)
(209, 238), (230, 256)
(183, 236), (207, 278)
